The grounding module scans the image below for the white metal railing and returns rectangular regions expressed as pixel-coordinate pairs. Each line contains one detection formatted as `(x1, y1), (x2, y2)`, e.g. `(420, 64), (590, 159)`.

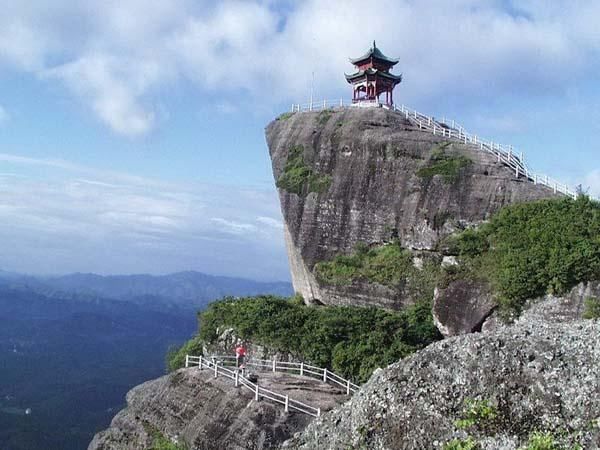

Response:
(184, 355), (322, 417)
(206, 355), (360, 395)
(288, 99), (581, 200)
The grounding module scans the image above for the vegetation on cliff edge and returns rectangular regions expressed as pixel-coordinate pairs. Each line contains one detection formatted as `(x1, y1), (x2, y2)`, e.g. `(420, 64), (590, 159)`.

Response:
(276, 145), (332, 195)
(168, 295), (441, 383)
(448, 197), (600, 314)
(314, 241), (440, 302)
(417, 144), (472, 182)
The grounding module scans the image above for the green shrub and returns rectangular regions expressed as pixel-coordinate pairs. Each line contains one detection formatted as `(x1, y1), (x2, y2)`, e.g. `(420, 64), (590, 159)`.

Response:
(443, 437), (479, 450)
(417, 145), (472, 182)
(455, 398), (498, 432)
(453, 197), (600, 314)
(166, 335), (203, 372)
(175, 295), (440, 383)
(144, 423), (188, 450)
(314, 241), (414, 287)
(583, 297), (600, 319)
(276, 145), (332, 195)
(317, 109), (334, 125)
(521, 432), (559, 450)
(278, 112), (295, 120)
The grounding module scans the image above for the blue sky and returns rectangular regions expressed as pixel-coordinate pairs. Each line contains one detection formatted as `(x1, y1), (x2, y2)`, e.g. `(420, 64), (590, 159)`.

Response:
(0, 0), (599, 281)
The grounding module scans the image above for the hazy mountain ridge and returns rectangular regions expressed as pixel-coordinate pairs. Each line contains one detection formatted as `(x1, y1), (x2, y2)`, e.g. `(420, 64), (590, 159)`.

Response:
(0, 270), (293, 310)
(0, 271), (292, 450)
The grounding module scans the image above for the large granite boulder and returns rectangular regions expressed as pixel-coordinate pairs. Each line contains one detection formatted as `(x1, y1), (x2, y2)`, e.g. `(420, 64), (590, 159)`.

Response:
(266, 107), (557, 309)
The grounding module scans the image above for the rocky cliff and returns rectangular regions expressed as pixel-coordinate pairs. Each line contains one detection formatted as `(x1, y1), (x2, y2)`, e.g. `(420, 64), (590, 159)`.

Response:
(88, 367), (346, 450)
(266, 107), (558, 309)
(283, 304), (600, 449)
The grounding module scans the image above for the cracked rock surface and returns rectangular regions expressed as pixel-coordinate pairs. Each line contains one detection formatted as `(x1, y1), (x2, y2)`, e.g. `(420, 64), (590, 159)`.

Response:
(282, 317), (600, 449)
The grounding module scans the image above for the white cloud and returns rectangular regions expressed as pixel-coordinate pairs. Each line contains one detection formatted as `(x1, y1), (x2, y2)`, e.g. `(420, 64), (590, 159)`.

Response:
(0, 153), (288, 279)
(256, 216), (283, 229)
(1, 0), (600, 135)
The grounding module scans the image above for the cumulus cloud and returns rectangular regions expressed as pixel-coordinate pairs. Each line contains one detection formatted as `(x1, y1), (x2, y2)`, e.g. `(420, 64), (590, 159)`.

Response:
(0, 154), (288, 280)
(1, 0), (600, 135)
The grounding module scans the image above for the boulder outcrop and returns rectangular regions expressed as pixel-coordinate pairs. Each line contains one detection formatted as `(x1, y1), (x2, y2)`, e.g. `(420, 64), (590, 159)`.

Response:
(283, 317), (600, 449)
(88, 368), (347, 450)
(266, 107), (557, 309)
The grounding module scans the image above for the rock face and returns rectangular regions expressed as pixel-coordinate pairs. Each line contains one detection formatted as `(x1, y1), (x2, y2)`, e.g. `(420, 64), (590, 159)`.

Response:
(282, 317), (600, 450)
(432, 278), (496, 336)
(89, 368), (347, 450)
(266, 107), (557, 308)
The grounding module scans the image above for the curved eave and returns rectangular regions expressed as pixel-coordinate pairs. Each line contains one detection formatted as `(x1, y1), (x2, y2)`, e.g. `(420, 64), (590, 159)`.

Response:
(345, 70), (403, 83)
(349, 53), (399, 66)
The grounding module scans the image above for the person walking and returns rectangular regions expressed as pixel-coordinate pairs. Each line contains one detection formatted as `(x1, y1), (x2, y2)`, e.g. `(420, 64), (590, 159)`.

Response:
(235, 344), (246, 369)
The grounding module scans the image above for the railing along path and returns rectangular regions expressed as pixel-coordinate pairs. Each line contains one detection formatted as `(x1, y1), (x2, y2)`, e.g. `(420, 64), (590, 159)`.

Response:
(289, 99), (579, 200)
(185, 354), (359, 418)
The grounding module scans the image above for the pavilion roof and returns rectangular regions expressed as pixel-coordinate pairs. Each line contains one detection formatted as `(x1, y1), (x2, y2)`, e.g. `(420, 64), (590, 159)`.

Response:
(349, 41), (399, 65)
(345, 68), (403, 83)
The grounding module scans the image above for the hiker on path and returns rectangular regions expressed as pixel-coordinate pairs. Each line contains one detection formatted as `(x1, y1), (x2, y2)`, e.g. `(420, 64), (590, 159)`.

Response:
(235, 344), (246, 369)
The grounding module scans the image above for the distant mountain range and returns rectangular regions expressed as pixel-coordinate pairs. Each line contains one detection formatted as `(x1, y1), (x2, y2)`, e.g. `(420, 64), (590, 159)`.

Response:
(0, 270), (293, 311)
(0, 270), (292, 450)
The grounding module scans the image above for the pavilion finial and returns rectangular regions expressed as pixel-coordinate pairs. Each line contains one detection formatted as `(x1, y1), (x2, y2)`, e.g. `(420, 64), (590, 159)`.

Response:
(373, 40), (376, 49)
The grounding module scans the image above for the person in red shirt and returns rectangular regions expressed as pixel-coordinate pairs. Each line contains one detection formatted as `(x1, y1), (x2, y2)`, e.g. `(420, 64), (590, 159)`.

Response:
(235, 344), (246, 369)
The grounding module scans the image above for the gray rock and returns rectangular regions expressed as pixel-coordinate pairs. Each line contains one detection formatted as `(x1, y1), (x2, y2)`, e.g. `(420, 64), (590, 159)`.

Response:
(89, 368), (348, 450)
(266, 107), (558, 309)
(282, 319), (600, 450)
(433, 278), (497, 336)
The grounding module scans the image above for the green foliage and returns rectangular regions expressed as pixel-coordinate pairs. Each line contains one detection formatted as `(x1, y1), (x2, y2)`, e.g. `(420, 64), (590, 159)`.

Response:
(188, 295), (441, 383)
(314, 241), (414, 287)
(417, 145), (472, 182)
(443, 437), (479, 450)
(166, 335), (204, 372)
(521, 432), (560, 450)
(317, 109), (334, 125)
(452, 197), (600, 314)
(454, 399), (498, 432)
(276, 145), (332, 195)
(278, 111), (295, 120)
(144, 423), (188, 450)
(583, 297), (600, 319)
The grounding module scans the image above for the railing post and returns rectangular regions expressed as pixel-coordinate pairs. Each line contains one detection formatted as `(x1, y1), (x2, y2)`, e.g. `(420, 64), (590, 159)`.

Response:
(235, 370), (239, 387)
(317, 408), (321, 417)
(284, 395), (289, 413)
(346, 379), (350, 395)
(214, 362), (218, 379)
(300, 362), (304, 376)
(255, 383), (259, 401)
(185, 355), (189, 368)
(433, 125), (436, 135)
(323, 368), (327, 382)
(199, 356), (203, 370)
(515, 165), (519, 178)
(272, 359), (276, 373)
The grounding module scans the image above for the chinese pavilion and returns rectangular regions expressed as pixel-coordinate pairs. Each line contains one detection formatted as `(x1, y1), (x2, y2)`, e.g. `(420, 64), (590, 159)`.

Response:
(345, 41), (402, 106)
